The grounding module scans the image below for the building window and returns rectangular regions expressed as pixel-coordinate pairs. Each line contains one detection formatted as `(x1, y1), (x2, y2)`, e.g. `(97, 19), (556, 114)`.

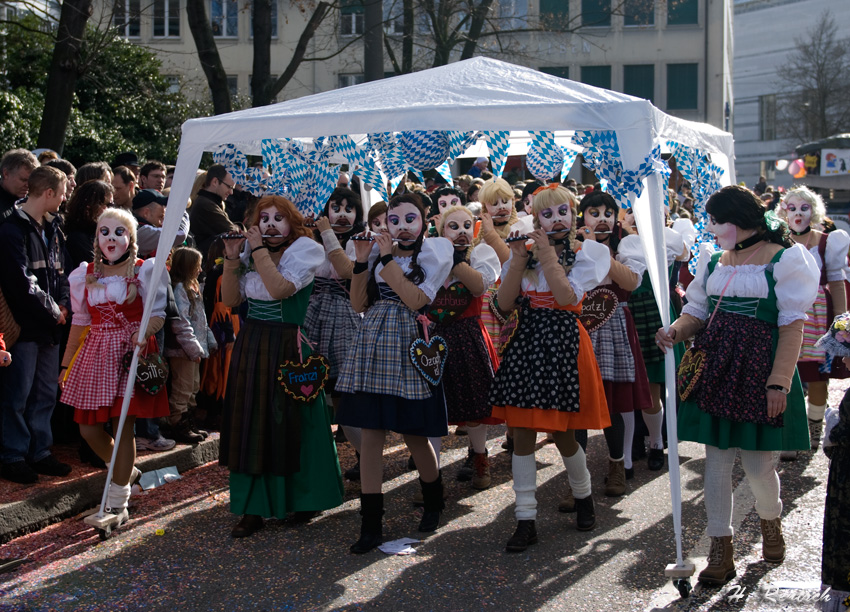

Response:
(250, 1), (278, 38)
(540, 0), (569, 29)
(623, 64), (654, 103)
(667, 63), (698, 110)
(113, 0), (141, 38)
(500, 0), (529, 29)
(164, 75), (181, 94)
(624, 0), (654, 26)
(339, 74), (365, 88)
(341, 0), (364, 36)
(667, 0), (697, 25)
(540, 66), (570, 79)
(211, 0), (238, 37)
(581, 65), (612, 90)
(383, 0), (403, 34)
(227, 75), (239, 99)
(759, 94), (776, 141)
(153, 0), (180, 37)
(581, 0), (610, 27)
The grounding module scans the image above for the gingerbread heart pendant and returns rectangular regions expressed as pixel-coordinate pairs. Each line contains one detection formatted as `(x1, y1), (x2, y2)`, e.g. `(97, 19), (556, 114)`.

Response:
(579, 287), (619, 333)
(277, 355), (330, 403)
(428, 282), (472, 324)
(677, 347), (706, 402)
(409, 336), (448, 386)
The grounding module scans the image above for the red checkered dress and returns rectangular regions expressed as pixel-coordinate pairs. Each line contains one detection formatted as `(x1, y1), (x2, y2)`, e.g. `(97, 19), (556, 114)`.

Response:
(62, 263), (168, 424)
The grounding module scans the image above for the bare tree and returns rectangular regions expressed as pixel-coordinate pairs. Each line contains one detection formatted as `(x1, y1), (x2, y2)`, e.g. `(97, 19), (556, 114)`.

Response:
(777, 10), (850, 143)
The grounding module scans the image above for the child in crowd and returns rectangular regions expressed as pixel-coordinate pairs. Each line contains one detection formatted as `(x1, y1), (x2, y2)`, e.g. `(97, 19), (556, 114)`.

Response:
(165, 247), (217, 443)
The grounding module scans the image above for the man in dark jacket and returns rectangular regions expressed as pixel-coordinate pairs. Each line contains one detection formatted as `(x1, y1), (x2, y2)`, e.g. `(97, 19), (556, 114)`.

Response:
(189, 164), (237, 263)
(0, 149), (39, 223)
(0, 166), (71, 483)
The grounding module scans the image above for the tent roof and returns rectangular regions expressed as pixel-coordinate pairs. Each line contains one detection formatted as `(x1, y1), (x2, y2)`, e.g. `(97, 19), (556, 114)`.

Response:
(180, 57), (733, 160)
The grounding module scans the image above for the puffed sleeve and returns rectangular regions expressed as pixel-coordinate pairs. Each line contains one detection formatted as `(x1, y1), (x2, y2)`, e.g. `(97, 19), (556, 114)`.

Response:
(672, 218), (696, 250)
(279, 236), (325, 292)
(568, 240), (611, 297)
(824, 230), (850, 282)
(138, 258), (169, 319)
(615, 234), (647, 277)
(416, 237), (454, 302)
(69, 262), (91, 326)
(774, 243), (820, 327)
(681, 242), (716, 321)
(469, 243), (501, 288)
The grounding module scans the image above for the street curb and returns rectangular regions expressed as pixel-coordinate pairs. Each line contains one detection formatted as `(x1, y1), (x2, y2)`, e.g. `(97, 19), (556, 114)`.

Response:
(0, 437), (219, 544)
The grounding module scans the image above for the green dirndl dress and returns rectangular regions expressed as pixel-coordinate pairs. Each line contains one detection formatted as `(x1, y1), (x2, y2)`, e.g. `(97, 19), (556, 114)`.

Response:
(222, 290), (344, 518)
(631, 268), (685, 384)
(678, 250), (809, 452)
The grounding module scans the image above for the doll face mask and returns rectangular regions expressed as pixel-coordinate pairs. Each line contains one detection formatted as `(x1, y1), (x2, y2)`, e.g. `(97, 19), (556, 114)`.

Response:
(442, 210), (475, 249)
(582, 205), (616, 238)
(484, 198), (512, 225)
(369, 212), (388, 234)
(783, 196), (812, 232)
(437, 194), (462, 213)
(387, 201), (423, 245)
(258, 205), (290, 243)
(98, 217), (131, 263)
(707, 216), (738, 250)
(537, 201), (572, 236)
(329, 197), (357, 233)
(623, 206), (635, 230)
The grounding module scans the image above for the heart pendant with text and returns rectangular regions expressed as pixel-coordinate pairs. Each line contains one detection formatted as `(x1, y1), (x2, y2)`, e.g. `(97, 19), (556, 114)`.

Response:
(409, 336), (448, 386)
(578, 287), (619, 333)
(277, 355), (330, 403)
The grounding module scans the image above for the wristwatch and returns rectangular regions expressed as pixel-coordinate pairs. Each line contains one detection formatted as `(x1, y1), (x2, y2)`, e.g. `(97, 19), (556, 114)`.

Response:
(766, 384), (789, 395)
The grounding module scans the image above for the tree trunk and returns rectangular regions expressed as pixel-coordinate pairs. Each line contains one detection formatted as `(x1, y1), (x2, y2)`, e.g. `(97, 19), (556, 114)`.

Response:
(251, 0), (272, 107)
(402, 0), (413, 73)
(364, 0), (384, 81)
(37, 0), (92, 154)
(268, 2), (330, 101)
(186, 0), (232, 115)
(460, 0), (495, 60)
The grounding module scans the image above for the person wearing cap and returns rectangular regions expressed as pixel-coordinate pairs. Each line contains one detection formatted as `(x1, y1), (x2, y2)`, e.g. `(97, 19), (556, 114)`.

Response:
(189, 164), (238, 263)
(132, 189), (190, 258)
(468, 157), (489, 179)
(113, 152), (140, 179)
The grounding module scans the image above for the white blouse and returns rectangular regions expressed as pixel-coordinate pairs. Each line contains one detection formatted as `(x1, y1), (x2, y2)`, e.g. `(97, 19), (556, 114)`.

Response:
(238, 236), (325, 301)
(69, 258), (168, 326)
(666, 218), (696, 265)
(806, 229), (849, 283)
(372, 237), (454, 302)
(502, 239), (611, 305)
(314, 231), (357, 280)
(614, 233), (647, 279)
(682, 242), (819, 328)
(444, 243), (501, 295)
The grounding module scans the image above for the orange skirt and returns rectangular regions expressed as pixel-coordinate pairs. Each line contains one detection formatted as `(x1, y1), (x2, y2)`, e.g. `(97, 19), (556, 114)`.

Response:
(74, 388), (169, 425)
(491, 324), (611, 433)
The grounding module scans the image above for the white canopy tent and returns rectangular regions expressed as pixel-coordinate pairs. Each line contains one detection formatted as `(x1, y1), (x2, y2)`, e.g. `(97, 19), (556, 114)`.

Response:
(108, 59), (735, 574)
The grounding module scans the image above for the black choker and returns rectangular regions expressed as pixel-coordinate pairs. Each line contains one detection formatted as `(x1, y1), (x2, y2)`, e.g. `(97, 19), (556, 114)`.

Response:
(551, 238), (569, 246)
(397, 242), (416, 251)
(103, 250), (132, 266)
(791, 227), (811, 236)
(265, 242), (285, 253)
(494, 221), (508, 227)
(734, 233), (764, 251)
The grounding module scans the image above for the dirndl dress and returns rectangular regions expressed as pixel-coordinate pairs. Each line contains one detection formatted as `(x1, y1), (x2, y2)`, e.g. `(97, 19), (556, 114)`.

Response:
(797, 231), (850, 382)
(677, 244), (818, 451)
(62, 260), (169, 424)
(631, 269), (685, 385)
(303, 277), (360, 384)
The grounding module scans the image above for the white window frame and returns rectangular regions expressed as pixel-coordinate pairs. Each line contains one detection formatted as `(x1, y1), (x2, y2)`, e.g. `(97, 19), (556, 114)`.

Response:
(338, 73), (365, 88)
(340, 11), (364, 36)
(211, 0), (239, 38)
(153, 0), (181, 38)
(113, 0), (141, 39)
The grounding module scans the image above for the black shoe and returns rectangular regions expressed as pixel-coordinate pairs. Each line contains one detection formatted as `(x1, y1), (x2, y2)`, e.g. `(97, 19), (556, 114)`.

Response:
(575, 495), (596, 531)
(407, 454), (416, 471)
(344, 452), (361, 481)
(166, 420), (204, 444)
(350, 531), (382, 554)
(506, 520), (537, 552)
(335, 427), (348, 443)
(231, 514), (264, 538)
(29, 454), (72, 477)
(625, 467), (635, 480)
(286, 511), (320, 524)
(351, 493), (383, 554)
(418, 473), (445, 533)
(1, 461), (38, 484)
(78, 442), (106, 468)
(647, 448), (665, 471)
(456, 447), (474, 482)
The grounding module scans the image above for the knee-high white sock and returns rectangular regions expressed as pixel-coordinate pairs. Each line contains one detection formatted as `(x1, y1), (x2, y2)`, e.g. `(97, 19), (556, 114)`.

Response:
(107, 481), (132, 511)
(342, 426), (362, 454)
(561, 446), (591, 499)
(807, 401), (827, 422)
(740, 450), (782, 521)
(467, 424), (487, 454)
(704, 445), (736, 537)
(622, 412), (635, 470)
(428, 437), (442, 470)
(644, 409), (665, 450)
(512, 453), (538, 521)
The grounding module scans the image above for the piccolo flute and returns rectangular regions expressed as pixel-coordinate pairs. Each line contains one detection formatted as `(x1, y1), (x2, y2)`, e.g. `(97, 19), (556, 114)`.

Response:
(304, 221), (351, 229)
(504, 231), (571, 243)
(350, 236), (412, 242)
(220, 233), (282, 239)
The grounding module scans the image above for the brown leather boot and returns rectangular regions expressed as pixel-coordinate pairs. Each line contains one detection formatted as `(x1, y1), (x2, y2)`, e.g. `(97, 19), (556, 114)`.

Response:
(558, 483), (576, 513)
(760, 518), (786, 563)
(698, 536), (736, 585)
(604, 459), (626, 497)
(471, 451), (491, 490)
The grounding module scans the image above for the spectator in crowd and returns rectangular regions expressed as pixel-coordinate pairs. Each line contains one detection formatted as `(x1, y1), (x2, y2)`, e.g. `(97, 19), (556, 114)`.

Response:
(45, 159), (77, 201)
(0, 166), (71, 483)
(112, 152), (140, 179)
(38, 150), (58, 165)
(112, 166), (137, 211)
(469, 157), (489, 178)
(337, 172), (350, 189)
(164, 165), (176, 191)
(0, 149), (39, 222)
(189, 164), (238, 262)
(132, 188), (190, 258)
(139, 161), (167, 192)
(754, 175), (767, 196)
(75, 162), (112, 186)
(64, 180), (115, 270)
